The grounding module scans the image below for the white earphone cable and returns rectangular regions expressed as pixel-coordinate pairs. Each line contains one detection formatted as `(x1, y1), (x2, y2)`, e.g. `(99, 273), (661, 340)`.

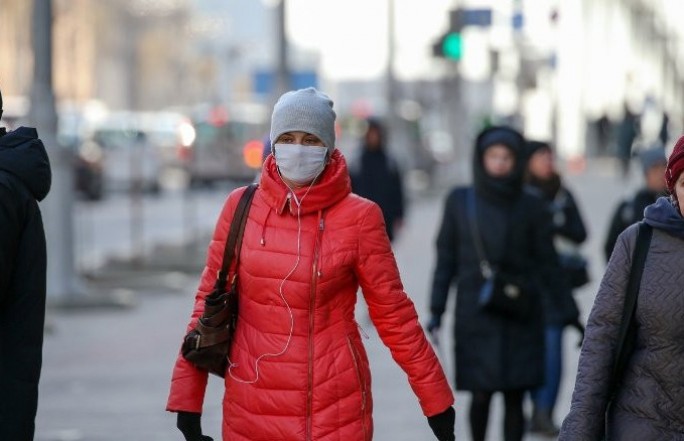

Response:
(227, 177), (318, 384)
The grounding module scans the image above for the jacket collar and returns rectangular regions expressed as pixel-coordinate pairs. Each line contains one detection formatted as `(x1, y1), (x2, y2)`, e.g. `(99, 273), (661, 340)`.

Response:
(259, 149), (351, 215)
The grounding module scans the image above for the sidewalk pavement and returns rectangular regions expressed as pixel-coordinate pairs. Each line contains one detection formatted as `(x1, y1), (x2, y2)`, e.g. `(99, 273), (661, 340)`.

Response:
(35, 156), (643, 440)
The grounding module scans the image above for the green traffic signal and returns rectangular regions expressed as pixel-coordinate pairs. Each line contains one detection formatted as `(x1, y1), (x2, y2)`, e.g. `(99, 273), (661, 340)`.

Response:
(442, 33), (462, 60)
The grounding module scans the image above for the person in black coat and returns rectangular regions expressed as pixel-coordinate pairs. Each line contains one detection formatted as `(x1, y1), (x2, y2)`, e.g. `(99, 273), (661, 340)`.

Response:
(616, 103), (640, 178)
(427, 126), (557, 441)
(524, 140), (588, 436)
(604, 147), (667, 261)
(349, 117), (405, 242)
(0, 90), (52, 441)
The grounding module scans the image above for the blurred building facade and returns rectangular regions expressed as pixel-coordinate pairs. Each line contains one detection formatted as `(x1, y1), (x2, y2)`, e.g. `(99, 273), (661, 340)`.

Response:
(2, 0), (683, 159)
(515, 0), (684, 157)
(0, 0), (319, 113)
(413, 0), (684, 161)
(0, 0), (209, 111)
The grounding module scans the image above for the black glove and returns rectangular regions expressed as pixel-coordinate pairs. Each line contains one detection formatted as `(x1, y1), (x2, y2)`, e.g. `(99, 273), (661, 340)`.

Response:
(427, 406), (455, 441)
(426, 315), (442, 344)
(177, 411), (214, 441)
(426, 315), (442, 334)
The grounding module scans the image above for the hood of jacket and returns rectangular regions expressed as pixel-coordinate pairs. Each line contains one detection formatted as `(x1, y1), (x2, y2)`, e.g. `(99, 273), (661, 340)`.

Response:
(525, 172), (562, 201)
(644, 196), (684, 239)
(473, 126), (526, 205)
(0, 126), (51, 201)
(259, 148), (351, 215)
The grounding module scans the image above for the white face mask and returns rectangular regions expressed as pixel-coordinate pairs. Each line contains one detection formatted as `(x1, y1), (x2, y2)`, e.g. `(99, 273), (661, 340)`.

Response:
(274, 143), (328, 185)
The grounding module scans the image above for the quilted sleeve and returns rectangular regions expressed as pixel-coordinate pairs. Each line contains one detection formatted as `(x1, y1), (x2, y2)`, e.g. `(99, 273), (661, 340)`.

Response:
(166, 188), (243, 413)
(559, 225), (637, 440)
(354, 202), (454, 417)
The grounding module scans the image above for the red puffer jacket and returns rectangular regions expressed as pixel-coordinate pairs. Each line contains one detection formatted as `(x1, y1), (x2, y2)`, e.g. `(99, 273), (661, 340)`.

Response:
(167, 150), (454, 441)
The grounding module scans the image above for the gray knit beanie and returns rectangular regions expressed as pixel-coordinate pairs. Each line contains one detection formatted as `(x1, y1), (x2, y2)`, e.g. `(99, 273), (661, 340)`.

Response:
(270, 87), (336, 154)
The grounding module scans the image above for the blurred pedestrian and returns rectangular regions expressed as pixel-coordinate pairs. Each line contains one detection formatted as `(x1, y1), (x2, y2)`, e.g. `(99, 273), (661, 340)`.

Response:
(559, 134), (684, 440)
(524, 140), (588, 437)
(596, 114), (612, 156)
(427, 126), (556, 441)
(617, 103), (640, 178)
(604, 147), (667, 261)
(349, 117), (405, 242)
(167, 88), (455, 441)
(616, 103), (640, 178)
(658, 111), (670, 147)
(0, 87), (52, 440)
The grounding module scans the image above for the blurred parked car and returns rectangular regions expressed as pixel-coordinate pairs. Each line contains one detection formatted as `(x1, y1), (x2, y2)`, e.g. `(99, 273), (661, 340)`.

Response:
(2, 97), (197, 198)
(83, 110), (196, 194)
(58, 106), (106, 201)
(72, 142), (104, 200)
(186, 103), (268, 185)
(88, 114), (162, 194)
(137, 111), (196, 171)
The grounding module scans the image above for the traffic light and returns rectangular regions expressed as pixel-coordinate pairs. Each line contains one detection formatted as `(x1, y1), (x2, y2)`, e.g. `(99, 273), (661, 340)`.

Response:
(441, 33), (463, 60)
(432, 30), (463, 61)
(432, 8), (464, 61)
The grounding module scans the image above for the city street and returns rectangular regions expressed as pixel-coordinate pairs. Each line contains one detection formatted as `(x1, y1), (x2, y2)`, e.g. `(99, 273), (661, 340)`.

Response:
(72, 184), (243, 273)
(3, 1), (682, 440)
(35, 157), (643, 440)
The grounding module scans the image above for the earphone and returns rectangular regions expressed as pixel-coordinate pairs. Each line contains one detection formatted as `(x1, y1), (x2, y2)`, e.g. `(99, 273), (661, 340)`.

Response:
(227, 173), (319, 384)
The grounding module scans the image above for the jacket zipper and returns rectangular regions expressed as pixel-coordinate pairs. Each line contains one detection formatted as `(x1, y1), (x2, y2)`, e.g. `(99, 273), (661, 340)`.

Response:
(306, 214), (324, 440)
(346, 337), (368, 439)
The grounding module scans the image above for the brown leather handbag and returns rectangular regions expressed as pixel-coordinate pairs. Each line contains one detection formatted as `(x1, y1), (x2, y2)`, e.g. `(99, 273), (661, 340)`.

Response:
(181, 184), (257, 377)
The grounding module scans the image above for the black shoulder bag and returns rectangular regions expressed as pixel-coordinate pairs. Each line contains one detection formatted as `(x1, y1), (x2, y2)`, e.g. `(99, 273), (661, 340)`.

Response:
(466, 189), (532, 321)
(181, 184), (258, 377)
(602, 221), (652, 440)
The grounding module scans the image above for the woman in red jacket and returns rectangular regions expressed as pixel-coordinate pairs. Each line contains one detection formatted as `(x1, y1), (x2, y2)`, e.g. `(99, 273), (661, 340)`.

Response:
(167, 88), (455, 441)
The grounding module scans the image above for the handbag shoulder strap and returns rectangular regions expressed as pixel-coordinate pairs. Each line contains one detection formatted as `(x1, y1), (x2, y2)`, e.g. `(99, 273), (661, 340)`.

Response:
(216, 184), (258, 288)
(466, 188), (493, 278)
(609, 221), (653, 396)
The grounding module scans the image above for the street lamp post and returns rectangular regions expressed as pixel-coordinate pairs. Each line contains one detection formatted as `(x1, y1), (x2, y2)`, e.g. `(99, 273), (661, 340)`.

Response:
(30, 0), (133, 309)
(29, 0), (84, 304)
(273, 0), (289, 104)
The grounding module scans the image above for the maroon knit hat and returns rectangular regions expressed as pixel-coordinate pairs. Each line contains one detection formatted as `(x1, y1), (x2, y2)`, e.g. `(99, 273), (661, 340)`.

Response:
(666, 135), (684, 196)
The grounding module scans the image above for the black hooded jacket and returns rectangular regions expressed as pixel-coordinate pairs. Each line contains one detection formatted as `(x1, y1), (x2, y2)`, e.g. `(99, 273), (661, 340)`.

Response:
(526, 174), (587, 326)
(349, 119), (405, 242)
(604, 188), (664, 261)
(0, 126), (51, 441)
(429, 126), (557, 391)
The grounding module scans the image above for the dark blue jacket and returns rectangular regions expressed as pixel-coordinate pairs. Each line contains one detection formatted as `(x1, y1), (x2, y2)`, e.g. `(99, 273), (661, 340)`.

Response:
(527, 182), (588, 326)
(349, 149), (405, 242)
(604, 188), (663, 261)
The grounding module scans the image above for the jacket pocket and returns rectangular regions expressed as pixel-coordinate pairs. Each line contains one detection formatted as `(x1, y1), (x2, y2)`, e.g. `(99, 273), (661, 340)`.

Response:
(347, 336), (369, 440)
